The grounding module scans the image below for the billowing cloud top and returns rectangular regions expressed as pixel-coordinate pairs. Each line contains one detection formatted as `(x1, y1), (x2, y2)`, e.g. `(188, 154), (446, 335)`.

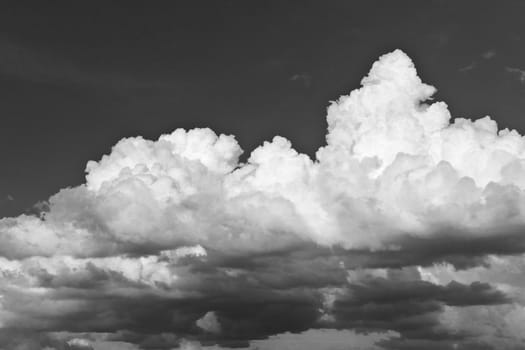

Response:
(2, 50), (525, 349)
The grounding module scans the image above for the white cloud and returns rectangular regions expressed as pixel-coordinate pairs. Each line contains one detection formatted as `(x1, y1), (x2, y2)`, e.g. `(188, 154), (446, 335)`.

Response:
(2, 49), (525, 258)
(196, 311), (221, 334)
(67, 338), (92, 348)
(3, 49), (525, 348)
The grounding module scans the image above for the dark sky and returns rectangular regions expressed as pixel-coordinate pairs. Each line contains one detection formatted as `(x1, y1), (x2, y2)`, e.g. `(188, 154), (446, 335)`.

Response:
(2, 0), (525, 216)
(5, 2), (525, 350)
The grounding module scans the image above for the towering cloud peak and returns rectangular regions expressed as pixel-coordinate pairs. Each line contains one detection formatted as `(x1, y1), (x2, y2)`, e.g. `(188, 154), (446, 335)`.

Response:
(313, 50), (525, 245)
(321, 50), (447, 166)
(362, 49), (433, 95)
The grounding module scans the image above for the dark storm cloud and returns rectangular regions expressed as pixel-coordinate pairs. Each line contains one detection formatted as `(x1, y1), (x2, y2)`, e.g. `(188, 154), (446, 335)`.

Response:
(341, 278), (508, 308)
(338, 226), (525, 270)
(328, 268), (509, 347)
(0, 245), (336, 347)
(0, 243), (514, 349)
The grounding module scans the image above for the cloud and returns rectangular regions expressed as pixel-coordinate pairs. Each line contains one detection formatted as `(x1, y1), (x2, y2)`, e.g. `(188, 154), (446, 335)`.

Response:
(2, 49), (525, 348)
(175, 329), (399, 350)
(459, 50), (496, 73)
(505, 66), (525, 84)
(482, 50), (496, 60)
(459, 62), (477, 72)
(289, 72), (312, 87)
(330, 266), (509, 346)
(414, 256), (525, 348)
(67, 338), (93, 349)
(196, 312), (221, 334)
(247, 328), (399, 350)
(6, 49), (525, 257)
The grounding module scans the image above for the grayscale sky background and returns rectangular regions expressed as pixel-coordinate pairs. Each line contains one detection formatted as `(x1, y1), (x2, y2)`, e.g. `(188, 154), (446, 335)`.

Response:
(2, 0), (525, 216)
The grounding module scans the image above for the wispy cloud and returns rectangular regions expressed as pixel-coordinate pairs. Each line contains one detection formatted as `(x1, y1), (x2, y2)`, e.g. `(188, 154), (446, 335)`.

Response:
(290, 72), (312, 87)
(0, 194), (14, 208)
(459, 49), (496, 73)
(505, 66), (525, 83)
(458, 61), (477, 72)
(482, 50), (496, 60)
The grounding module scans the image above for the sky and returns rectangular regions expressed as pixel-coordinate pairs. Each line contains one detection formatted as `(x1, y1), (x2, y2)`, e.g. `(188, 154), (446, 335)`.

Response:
(3, 1), (525, 349)
(3, 0), (525, 217)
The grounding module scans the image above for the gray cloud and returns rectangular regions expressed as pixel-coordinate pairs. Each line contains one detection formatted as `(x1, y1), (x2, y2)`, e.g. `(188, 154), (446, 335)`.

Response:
(505, 66), (525, 83)
(459, 49), (496, 73)
(289, 72), (312, 87)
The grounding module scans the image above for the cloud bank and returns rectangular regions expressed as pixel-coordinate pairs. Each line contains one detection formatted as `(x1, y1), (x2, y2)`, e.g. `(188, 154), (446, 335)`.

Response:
(2, 50), (525, 349)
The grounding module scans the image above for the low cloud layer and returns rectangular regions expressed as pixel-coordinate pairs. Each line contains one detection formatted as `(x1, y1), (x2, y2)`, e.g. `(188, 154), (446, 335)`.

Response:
(2, 50), (525, 349)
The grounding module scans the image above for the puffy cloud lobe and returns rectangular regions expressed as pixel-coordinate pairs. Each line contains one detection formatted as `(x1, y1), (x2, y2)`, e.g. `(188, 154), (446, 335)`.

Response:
(86, 128), (242, 193)
(196, 312), (221, 335)
(2, 50), (525, 349)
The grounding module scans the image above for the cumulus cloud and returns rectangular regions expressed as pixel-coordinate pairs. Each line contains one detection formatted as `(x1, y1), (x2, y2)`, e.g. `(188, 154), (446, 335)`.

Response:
(5, 50), (525, 257)
(1, 49), (525, 349)
(196, 312), (221, 334)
